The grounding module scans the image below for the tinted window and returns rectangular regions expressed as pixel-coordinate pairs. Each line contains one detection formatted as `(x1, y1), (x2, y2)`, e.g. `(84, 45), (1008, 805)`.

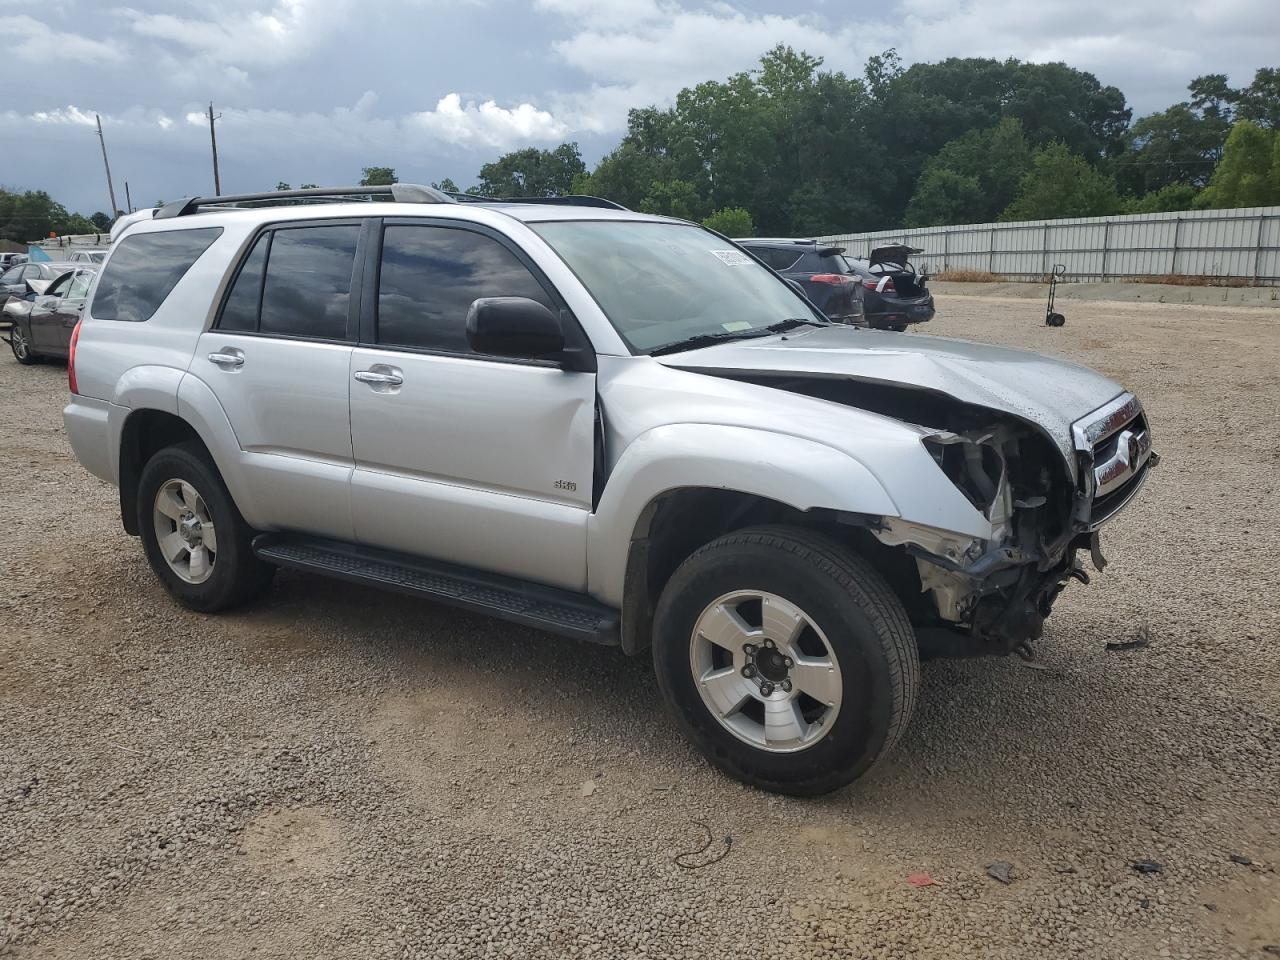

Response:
(376, 225), (551, 353)
(92, 227), (222, 322)
(0, 265), (21, 284)
(259, 225), (358, 340)
(217, 233), (269, 332)
(747, 247), (803, 271)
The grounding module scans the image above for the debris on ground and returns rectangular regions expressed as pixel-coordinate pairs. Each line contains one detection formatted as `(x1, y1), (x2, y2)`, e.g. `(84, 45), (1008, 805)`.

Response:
(1228, 853), (1253, 865)
(1131, 858), (1164, 874)
(579, 780), (597, 797)
(986, 861), (1014, 884)
(1106, 627), (1152, 652)
(906, 872), (938, 887)
(673, 820), (732, 870)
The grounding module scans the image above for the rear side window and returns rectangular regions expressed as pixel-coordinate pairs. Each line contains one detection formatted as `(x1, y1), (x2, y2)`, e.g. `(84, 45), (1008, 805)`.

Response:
(217, 234), (268, 332)
(92, 227), (222, 322)
(260, 225), (359, 339)
(214, 224), (359, 339)
(749, 247), (803, 271)
(67, 272), (94, 299)
(376, 225), (552, 353)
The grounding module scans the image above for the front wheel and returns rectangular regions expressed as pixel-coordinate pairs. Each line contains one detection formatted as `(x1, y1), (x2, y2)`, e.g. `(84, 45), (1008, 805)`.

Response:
(652, 526), (919, 796)
(9, 325), (39, 365)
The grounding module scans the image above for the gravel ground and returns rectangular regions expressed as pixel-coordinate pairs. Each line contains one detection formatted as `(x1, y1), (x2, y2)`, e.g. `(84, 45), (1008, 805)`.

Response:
(2, 294), (1278, 959)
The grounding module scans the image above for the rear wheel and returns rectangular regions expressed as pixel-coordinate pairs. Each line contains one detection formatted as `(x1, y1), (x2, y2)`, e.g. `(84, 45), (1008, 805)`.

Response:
(9, 325), (39, 365)
(884, 323), (907, 333)
(137, 442), (274, 612)
(652, 525), (919, 796)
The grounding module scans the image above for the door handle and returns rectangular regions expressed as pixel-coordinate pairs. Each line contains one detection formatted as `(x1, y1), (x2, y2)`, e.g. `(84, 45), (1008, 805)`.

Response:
(353, 369), (403, 386)
(208, 352), (245, 367)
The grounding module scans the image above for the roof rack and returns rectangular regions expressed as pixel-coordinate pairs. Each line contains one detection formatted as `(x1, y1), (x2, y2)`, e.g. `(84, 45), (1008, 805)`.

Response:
(154, 183), (455, 219)
(444, 192), (627, 211)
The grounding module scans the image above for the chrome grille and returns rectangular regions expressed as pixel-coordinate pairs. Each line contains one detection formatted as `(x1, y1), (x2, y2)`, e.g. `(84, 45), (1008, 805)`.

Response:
(1071, 392), (1155, 527)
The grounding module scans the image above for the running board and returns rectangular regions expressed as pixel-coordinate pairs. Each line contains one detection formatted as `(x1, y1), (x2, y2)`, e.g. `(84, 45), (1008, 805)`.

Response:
(252, 534), (620, 646)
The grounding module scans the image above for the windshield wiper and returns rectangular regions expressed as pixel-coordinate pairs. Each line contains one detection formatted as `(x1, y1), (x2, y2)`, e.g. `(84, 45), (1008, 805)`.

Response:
(763, 317), (828, 332)
(649, 318), (827, 357)
(648, 329), (774, 357)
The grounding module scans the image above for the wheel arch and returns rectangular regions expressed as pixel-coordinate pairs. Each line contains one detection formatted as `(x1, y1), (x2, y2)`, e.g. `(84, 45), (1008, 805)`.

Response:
(586, 424), (902, 654)
(117, 408), (210, 535)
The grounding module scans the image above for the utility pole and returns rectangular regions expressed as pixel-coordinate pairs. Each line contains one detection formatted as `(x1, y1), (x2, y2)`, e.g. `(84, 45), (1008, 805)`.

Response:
(95, 114), (119, 216)
(207, 102), (222, 196)
(124, 181), (134, 214)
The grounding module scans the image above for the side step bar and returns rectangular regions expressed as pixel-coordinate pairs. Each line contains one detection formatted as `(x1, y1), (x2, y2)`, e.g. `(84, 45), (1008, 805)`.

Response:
(252, 534), (620, 646)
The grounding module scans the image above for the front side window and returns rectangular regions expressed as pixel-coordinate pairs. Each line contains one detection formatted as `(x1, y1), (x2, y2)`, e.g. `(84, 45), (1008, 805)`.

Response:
(67, 271), (94, 299)
(0, 265), (22, 284)
(376, 224), (551, 353)
(92, 227), (222, 322)
(533, 221), (823, 353)
(46, 273), (73, 297)
(259, 225), (359, 339)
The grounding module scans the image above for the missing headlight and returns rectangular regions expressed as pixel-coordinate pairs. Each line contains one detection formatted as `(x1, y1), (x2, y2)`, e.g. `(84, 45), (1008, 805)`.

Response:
(923, 435), (1005, 514)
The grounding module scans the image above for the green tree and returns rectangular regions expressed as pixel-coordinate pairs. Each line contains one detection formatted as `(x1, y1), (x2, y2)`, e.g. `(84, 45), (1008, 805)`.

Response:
(359, 166), (398, 186)
(1001, 143), (1122, 220)
(905, 169), (984, 227)
(276, 181), (292, 191)
(1121, 183), (1200, 214)
(905, 118), (1033, 225)
(1237, 68), (1280, 128)
(638, 179), (702, 220)
(701, 207), (754, 236)
(89, 211), (112, 231)
(1195, 121), (1280, 209)
(431, 178), (460, 193)
(0, 189), (73, 243)
(473, 143), (585, 197)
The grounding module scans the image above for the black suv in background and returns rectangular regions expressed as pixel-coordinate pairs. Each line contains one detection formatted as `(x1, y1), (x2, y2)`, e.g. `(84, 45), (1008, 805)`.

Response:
(735, 238), (864, 324)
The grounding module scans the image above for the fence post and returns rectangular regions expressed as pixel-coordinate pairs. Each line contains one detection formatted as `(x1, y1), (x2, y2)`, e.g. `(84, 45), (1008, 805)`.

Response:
(943, 228), (950, 272)
(1042, 223), (1049, 277)
(1101, 220), (1111, 281)
(1171, 217), (1182, 276)
(988, 227), (995, 273)
(1254, 214), (1266, 285)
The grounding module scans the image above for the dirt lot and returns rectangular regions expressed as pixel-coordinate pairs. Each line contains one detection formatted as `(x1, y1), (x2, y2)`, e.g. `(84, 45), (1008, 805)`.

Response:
(2, 295), (1278, 959)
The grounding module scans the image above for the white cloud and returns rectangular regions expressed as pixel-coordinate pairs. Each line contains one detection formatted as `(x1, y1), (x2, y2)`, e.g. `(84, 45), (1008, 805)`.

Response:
(29, 105), (100, 126)
(118, 0), (349, 66)
(407, 93), (567, 148)
(0, 14), (124, 63)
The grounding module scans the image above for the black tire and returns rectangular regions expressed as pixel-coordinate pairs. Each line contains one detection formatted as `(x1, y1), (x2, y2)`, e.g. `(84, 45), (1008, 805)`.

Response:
(9, 324), (40, 365)
(137, 441), (275, 612)
(652, 525), (919, 796)
(884, 323), (907, 333)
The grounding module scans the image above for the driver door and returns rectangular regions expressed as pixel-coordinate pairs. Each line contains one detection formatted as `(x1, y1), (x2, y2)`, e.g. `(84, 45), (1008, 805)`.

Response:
(28, 272), (73, 353)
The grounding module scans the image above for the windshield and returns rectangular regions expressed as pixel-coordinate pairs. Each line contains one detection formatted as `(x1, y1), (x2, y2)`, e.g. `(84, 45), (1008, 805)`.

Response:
(531, 221), (824, 353)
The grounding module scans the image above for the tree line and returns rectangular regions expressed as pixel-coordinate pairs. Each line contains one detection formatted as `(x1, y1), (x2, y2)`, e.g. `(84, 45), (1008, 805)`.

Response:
(447, 48), (1280, 234)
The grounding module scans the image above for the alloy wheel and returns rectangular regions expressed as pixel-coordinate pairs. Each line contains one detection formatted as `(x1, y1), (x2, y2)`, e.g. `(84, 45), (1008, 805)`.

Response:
(152, 478), (217, 584)
(689, 590), (843, 752)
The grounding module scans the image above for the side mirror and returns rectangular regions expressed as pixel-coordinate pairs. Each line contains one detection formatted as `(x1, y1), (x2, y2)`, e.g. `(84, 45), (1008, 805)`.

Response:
(466, 297), (565, 359)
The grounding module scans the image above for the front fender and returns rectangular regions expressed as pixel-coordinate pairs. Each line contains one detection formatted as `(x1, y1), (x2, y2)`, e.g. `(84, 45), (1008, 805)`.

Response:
(587, 424), (900, 606)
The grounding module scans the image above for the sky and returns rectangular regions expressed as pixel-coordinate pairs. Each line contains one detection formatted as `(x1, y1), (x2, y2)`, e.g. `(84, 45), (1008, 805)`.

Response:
(1, 0), (1277, 216)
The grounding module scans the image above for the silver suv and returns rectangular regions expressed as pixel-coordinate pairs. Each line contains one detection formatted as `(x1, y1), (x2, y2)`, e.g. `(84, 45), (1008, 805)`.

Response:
(63, 185), (1156, 795)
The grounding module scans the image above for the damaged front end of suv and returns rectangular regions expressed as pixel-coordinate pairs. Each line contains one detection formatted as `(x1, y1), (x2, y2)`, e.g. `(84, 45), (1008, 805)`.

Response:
(865, 391), (1158, 656)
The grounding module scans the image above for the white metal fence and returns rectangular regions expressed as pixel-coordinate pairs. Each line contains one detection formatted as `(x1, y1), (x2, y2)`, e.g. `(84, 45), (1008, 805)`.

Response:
(818, 206), (1280, 285)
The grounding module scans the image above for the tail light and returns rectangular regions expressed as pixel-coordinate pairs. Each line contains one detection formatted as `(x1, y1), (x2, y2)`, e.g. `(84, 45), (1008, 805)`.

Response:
(810, 273), (854, 285)
(863, 277), (897, 294)
(67, 319), (82, 394)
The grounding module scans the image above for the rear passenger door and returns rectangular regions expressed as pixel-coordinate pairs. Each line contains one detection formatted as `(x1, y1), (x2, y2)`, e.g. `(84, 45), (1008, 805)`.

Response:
(49, 269), (94, 354)
(28, 272), (73, 352)
(348, 219), (596, 591)
(194, 220), (365, 542)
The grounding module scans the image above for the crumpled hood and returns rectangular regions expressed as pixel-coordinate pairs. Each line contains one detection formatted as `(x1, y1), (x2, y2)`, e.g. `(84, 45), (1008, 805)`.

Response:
(657, 326), (1126, 461)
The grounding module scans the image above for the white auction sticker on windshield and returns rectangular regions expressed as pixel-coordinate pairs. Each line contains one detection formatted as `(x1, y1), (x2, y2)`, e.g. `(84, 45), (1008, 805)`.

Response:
(709, 249), (752, 266)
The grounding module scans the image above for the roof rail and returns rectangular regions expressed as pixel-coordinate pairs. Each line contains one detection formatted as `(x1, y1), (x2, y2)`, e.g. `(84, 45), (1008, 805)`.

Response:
(443, 191), (627, 211)
(154, 183), (455, 219)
